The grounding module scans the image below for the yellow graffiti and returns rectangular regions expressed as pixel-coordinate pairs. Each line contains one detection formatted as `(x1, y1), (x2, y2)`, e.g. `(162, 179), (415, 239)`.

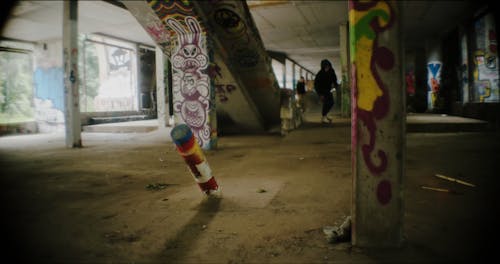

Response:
(349, 1), (391, 111)
(349, 1), (391, 30)
(356, 36), (382, 111)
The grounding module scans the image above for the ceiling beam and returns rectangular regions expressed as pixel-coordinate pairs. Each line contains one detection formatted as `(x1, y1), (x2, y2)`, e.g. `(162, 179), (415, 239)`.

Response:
(247, 0), (290, 9)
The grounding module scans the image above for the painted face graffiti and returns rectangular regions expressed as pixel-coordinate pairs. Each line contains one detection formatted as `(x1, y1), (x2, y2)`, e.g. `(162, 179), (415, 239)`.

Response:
(168, 17), (208, 73)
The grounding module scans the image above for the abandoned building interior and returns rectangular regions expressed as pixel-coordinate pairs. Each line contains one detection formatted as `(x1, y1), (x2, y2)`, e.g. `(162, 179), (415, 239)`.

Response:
(1, 0), (499, 263)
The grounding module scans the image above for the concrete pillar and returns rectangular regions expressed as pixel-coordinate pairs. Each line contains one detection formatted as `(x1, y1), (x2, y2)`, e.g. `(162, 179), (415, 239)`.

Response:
(167, 58), (174, 126)
(339, 22), (351, 118)
(156, 45), (168, 128)
(349, 0), (404, 247)
(62, 0), (81, 148)
(459, 28), (469, 104)
(282, 63), (286, 89)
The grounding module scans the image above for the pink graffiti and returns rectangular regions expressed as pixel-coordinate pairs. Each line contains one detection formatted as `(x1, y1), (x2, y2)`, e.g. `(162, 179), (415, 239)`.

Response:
(168, 16), (211, 147)
(168, 17), (208, 73)
(206, 63), (222, 79)
(377, 180), (392, 205)
(146, 23), (169, 43)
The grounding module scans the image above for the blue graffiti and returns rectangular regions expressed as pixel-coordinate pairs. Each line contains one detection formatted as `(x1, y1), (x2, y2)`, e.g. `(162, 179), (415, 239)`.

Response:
(34, 67), (65, 111)
(428, 63), (441, 78)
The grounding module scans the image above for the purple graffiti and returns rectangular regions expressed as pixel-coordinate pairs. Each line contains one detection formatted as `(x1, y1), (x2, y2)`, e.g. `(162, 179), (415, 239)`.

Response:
(351, 0), (396, 205)
(377, 180), (392, 205)
(353, 1), (394, 176)
(168, 17), (208, 73)
(168, 16), (211, 147)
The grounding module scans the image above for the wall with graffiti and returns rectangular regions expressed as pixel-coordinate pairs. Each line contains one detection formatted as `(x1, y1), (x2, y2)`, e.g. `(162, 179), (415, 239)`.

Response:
(211, 53), (264, 132)
(194, 0), (281, 128)
(33, 40), (65, 133)
(460, 32), (469, 103)
(405, 50), (416, 112)
(349, 0), (403, 245)
(473, 12), (499, 102)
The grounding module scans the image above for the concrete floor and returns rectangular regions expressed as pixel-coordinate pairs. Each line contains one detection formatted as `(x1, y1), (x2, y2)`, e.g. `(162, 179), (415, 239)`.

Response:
(1, 105), (499, 263)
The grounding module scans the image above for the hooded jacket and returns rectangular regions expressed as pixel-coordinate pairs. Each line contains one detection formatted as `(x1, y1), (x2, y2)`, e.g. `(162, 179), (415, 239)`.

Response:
(314, 59), (338, 96)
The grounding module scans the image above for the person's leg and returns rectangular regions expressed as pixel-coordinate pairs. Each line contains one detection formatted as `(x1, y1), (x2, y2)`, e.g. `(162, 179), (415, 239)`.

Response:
(299, 94), (305, 112)
(322, 93), (334, 122)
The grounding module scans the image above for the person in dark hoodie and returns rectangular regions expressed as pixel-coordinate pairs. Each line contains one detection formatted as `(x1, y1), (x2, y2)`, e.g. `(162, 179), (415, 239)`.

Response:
(314, 59), (338, 123)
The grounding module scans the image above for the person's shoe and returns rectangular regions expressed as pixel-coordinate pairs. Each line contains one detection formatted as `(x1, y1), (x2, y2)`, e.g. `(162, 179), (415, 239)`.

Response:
(322, 116), (332, 123)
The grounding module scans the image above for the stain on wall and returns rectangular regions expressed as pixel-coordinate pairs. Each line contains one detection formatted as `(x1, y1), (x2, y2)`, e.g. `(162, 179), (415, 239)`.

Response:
(350, 0), (395, 205)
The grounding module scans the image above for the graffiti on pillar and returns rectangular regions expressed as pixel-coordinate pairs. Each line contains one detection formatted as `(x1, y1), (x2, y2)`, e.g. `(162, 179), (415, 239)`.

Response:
(144, 13), (171, 47)
(405, 70), (415, 96)
(473, 13), (499, 102)
(123, 2), (173, 56)
(213, 3), (259, 68)
(350, 0), (395, 205)
(427, 62), (441, 108)
(460, 33), (469, 103)
(167, 16), (211, 147)
(215, 84), (237, 102)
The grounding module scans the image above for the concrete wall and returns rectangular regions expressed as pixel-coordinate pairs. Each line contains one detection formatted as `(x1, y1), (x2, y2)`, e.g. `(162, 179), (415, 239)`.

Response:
(212, 52), (264, 133)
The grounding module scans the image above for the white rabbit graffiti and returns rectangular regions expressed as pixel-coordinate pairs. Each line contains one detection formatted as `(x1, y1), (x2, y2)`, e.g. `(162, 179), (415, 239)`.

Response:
(167, 16), (211, 147)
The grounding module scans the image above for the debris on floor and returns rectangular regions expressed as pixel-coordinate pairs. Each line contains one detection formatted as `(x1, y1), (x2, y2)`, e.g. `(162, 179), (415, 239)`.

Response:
(435, 173), (475, 187)
(421, 185), (461, 194)
(257, 188), (267, 193)
(323, 216), (351, 243)
(145, 183), (170, 191)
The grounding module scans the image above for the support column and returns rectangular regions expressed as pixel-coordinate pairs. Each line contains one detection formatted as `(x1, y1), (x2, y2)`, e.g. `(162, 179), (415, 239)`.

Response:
(156, 45), (168, 128)
(339, 22), (351, 118)
(349, 0), (404, 247)
(62, 0), (81, 148)
(167, 58), (174, 125)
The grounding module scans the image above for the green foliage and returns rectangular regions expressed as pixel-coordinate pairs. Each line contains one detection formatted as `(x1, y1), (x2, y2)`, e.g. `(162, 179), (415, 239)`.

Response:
(0, 51), (34, 123)
(78, 35), (100, 112)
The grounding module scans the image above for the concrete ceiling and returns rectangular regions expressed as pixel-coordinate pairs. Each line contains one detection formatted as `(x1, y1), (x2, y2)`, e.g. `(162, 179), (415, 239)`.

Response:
(1, 0), (475, 75)
(1, 0), (155, 46)
(248, 0), (347, 73)
(248, 0), (474, 73)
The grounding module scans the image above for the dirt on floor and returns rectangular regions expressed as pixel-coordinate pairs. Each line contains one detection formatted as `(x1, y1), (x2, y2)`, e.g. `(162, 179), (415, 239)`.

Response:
(1, 106), (500, 263)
